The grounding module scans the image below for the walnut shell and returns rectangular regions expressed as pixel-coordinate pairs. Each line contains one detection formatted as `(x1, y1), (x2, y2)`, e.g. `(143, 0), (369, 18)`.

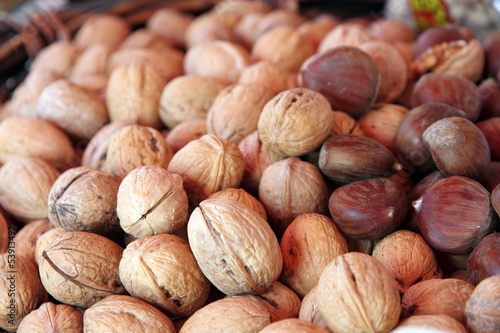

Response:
(118, 28), (175, 52)
(13, 219), (53, 268)
(298, 286), (328, 330)
(71, 43), (111, 77)
(465, 275), (500, 333)
(238, 61), (296, 94)
(0, 254), (48, 332)
(281, 213), (348, 297)
(258, 157), (329, 236)
(106, 124), (173, 179)
(0, 116), (79, 171)
(392, 314), (467, 333)
(0, 158), (60, 222)
(74, 14), (131, 50)
(234, 12), (266, 49)
(206, 83), (274, 144)
(29, 41), (78, 76)
(17, 302), (83, 333)
(256, 9), (306, 37)
(119, 233), (210, 317)
(147, 8), (194, 48)
(179, 297), (272, 333)
(318, 23), (375, 53)
(185, 12), (235, 48)
(167, 134), (245, 206)
(34, 228), (66, 265)
(330, 110), (364, 136)
(372, 230), (442, 293)
(208, 188), (266, 219)
(0, 212), (8, 254)
(48, 166), (121, 235)
(117, 165), (189, 237)
(401, 278), (475, 325)
(38, 231), (125, 308)
(317, 252), (401, 333)
(84, 295), (175, 333)
(259, 318), (331, 333)
(187, 199), (282, 295)
(258, 88), (333, 157)
(165, 119), (207, 153)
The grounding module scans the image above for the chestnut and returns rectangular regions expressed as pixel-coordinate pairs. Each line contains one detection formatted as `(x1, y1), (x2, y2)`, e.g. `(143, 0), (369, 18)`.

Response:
(493, 184), (500, 217)
(476, 117), (500, 162)
(467, 232), (500, 285)
(483, 31), (500, 78)
(328, 177), (407, 240)
(414, 24), (468, 57)
(478, 78), (500, 120)
(416, 176), (495, 254)
(423, 117), (491, 182)
(483, 161), (500, 193)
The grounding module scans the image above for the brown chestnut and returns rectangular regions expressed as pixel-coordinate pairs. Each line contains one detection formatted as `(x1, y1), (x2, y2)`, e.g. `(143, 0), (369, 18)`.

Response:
(416, 176), (494, 254)
(467, 232), (500, 286)
(476, 117), (500, 162)
(483, 31), (500, 78)
(493, 184), (500, 217)
(328, 177), (407, 240)
(423, 117), (491, 182)
(478, 78), (500, 120)
(414, 25), (468, 58)
(483, 161), (500, 192)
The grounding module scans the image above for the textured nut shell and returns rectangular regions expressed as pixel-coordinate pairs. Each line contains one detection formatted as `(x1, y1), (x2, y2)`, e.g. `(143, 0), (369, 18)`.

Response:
(187, 199), (282, 295)
(167, 134), (244, 206)
(208, 189), (266, 221)
(260, 318), (331, 333)
(38, 231), (125, 308)
(119, 234), (210, 317)
(0, 213), (8, 253)
(106, 124), (172, 179)
(13, 219), (53, 267)
(84, 295), (175, 333)
(179, 297), (272, 333)
(0, 254), (48, 332)
(166, 119), (207, 153)
(259, 158), (328, 235)
(34, 227), (66, 265)
(330, 110), (364, 136)
(393, 314), (467, 333)
(0, 116), (78, 170)
(184, 41), (251, 83)
(0, 158), (60, 222)
(281, 213), (348, 297)
(238, 61), (296, 94)
(159, 75), (228, 128)
(252, 26), (315, 73)
(258, 88), (333, 157)
(117, 165), (189, 237)
(317, 252), (401, 333)
(465, 275), (500, 333)
(298, 286), (328, 330)
(48, 166), (121, 234)
(29, 41), (78, 76)
(147, 8), (193, 48)
(17, 302), (83, 333)
(318, 23), (375, 53)
(372, 230), (442, 293)
(401, 278), (475, 324)
(74, 14), (130, 50)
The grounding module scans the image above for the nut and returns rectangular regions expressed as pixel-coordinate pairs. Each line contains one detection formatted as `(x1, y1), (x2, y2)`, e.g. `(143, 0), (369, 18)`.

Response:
(29, 41), (78, 76)
(13, 219), (53, 268)
(118, 28), (175, 52)
(298, 286), (328, 330)
(392, 314), (466, 333)
(185, 12), (235, 48)
(238, 61), (297, 95)
(71, 43), (111, 77)
(34, 227), (66, 265)
(147, 8), (194, 48)
(330, 111), (364, 137)
(74, 14), (131, 50)
(297, 15), (339, 50)
(465, 275), (500, 333)
(165, 119), (207, 153)
(0, 212), (8, 254)
(259, 318), (330, 333)
(467, 232), (500, 285)
(256, 9), (305, 37)
(17, 302), (83, 333)
(207, 187), (267, 219)
(318, 23), (375, 53)
(476, 117), (500, 161)
(367, 19), (415, 43)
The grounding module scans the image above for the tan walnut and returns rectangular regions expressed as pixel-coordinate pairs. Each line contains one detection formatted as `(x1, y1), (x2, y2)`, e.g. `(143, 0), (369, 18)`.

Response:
(392, 314), (467, 333)
(165, 119), (207, 153)
(238, 61), (297, 95)
(259, 318), (331, 333)
(13, 219), (53, 268)
(34, 227), (66, 266)
(298, 286), (328, 330)
(465, 275), (500, 333)
(74, 14), (131, 51)
(207, 187), (267, 219)
(17, 302), (83, 333)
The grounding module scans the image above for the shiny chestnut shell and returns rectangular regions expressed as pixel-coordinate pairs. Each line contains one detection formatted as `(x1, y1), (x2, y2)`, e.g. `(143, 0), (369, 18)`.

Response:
(467, 232), (500, 286)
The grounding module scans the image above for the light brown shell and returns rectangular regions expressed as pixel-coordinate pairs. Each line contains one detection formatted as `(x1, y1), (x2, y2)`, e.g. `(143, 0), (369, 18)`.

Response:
(167, 134), (245, 206)
(47, 166), (121, 235)
(330, 110), (364, 136)
(74, 14), (131, 51)
(29, 41), (78, 76)
(38, 231), (125, 308)
(0, 212), (8, 254)
(258, 88), (333, 157)
(208, 187), (267, 220)
(465, 275), (500, 333)
(234, 12), (266, 49)
(117, 165), (189, 238)
(393, 314), (467, 333)
(0, 254), (48, 332)
(34, 227), (66, 265)
(165, 119), (207, 153)
(185, 12), (235, 48)
(17, 302), (83, 333)
(179, 297), (272, 333)
(84, 295), (175, 333)
(187, 199), (282, 295)
(71, 43), (111, 77)
(318, 23), (375, 53)
(147, 8), (194, 48)
(13, 219), (53, 268)
(106, 124), (173, 179)
(298, 286), (328, 330)
(206, 83), (274, 144)
(118, 28), (175, 52)
(317, 252), (401, 333)
(238, 61), (297, 95)
(259, 318), (331, 333)
(119, 234), (210, 317)
(281, 213), (348, 297)
(256, 9), (306, 37)
(0, 158), (60, 222)
(372, 230), (442, 293)
(297, 15), (339, 49)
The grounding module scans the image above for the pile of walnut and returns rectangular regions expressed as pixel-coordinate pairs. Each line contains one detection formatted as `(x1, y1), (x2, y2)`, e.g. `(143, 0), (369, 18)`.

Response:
(0, 0), (499, 332)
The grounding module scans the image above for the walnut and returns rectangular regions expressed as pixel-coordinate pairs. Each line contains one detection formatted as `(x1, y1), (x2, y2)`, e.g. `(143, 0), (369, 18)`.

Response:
(106, 124), (173, 179)
(238, 61), (297, 95)
(179, 297), (272, 333)
(74, 14), (131, 51)
(401, 278), (475, 325)
(71, 43), (111, 77)
(281, 213), (348, 297)
(212, 0), (271, 18)
(238, 131), (284, 196)
(29, 41), (78, 76)
(0, 212), (8, 254)
(259, 318), (331, 333)
(318, 23), (375, 53)
(256, 9), (306, 37)
(317, 252), (401, 333)
(184, 40), (251, 83)
(259, 157), (329, 236)
(0, 254), (48, 332)
(47, 166), (121, 235)
(106, 64), (165, 128)
(330, 110), (364, 136)
(84, 295), (175, 333)
(208, 188), (266, 219)
(147, 8), (194, 48)
(297, 15), (339, 50)
(185, 12), (235, 48)
(392, 314), (467, 333)
(34, 228), (66, 265)
(158, 75), (228, 128)
(119, 233), (210, 317)
(37, 79), (108, 140)
(206, 83), (274, 144)
(165, 119), (207, 153)
(234, 12), (266, 49)
(17, 302), (83, 333)
(0, 116), (79, 171)
(465, 275), (500, 333)
(0, 158), (60, 222)
(372, 230), (442, 293)
(69, 73), (108, 98)
(38, 231), (125, 308)
(13, 219), (53, 268)
(187, 199), (282, 295)
(167, 134), (244, 206)
(118, 29), (175, 52)
(258, 88), (333, 157)
(298, 286), (328, 330)
(117, 165), (189, 238)
(252, 26), (315, 73)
